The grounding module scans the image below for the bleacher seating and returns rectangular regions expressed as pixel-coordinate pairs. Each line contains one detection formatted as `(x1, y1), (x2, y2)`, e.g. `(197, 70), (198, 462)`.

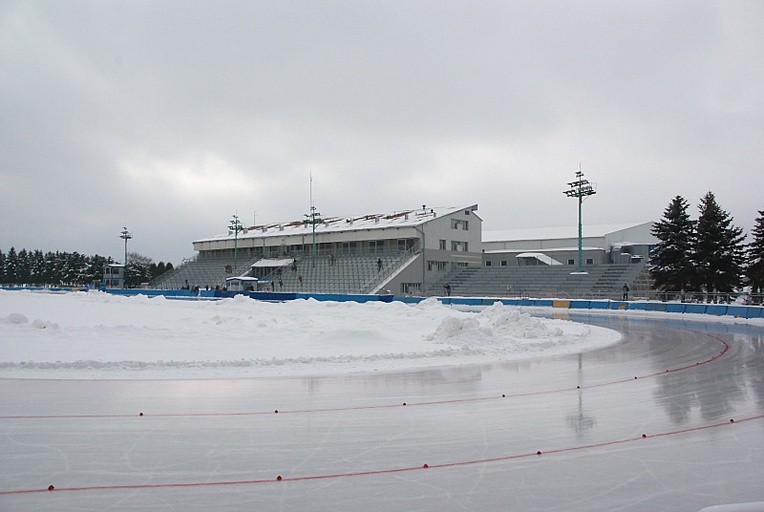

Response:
(150, 256), (260, 290)
(151, 252), (411, 294)
(257, 253), (407, 294)
(428, 261), (648, 300)
(152, 250), (649, 299)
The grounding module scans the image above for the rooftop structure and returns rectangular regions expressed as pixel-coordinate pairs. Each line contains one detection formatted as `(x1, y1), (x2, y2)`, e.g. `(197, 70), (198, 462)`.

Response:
(482, 221), (657, 267)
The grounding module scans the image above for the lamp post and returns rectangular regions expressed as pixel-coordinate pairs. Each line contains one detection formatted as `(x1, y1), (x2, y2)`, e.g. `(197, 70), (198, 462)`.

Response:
(563, 168), (596, 273)
(304, 173), (322, 265)
(229, 214), (243, 272)
(119, 226), (132, 287)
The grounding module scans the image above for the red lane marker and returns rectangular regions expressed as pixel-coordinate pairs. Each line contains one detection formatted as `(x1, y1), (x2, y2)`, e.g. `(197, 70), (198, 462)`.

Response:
(0, 333), (731, 422)
(2, 413), (761, 497)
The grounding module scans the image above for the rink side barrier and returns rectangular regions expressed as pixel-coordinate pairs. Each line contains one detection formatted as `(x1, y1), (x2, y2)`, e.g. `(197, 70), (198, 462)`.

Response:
(420, 295), (763, 319)
(93, 288), (396, 303)
(2, 287), (761, 318)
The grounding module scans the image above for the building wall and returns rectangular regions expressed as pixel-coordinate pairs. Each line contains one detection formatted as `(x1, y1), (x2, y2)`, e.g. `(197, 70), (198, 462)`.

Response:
(482, 235), (608, 252)
(483, 248), (608, 267)
(376, 206), (483, 294)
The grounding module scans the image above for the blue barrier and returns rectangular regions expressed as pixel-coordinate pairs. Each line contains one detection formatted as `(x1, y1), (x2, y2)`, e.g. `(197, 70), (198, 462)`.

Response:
(10, 286), (760, 319)
(665, 303), (686, 314)
(726, 306), (746, 318)
(704, 305), (728, 316)
(683, 304), (706, 315)
(102, 288), (207, 299)
(500, 299), (520, 306)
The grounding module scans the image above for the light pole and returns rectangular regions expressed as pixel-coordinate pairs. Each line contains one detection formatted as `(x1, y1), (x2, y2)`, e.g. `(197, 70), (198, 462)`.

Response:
(304, 173), (322, 265)
(119, 226), (132, 287)
(563, 168), (596, 273)
(229, 214), (243, 272)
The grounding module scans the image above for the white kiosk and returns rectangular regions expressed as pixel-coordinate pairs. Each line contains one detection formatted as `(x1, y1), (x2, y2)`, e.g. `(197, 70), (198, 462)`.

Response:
(225, 276), (259, 292)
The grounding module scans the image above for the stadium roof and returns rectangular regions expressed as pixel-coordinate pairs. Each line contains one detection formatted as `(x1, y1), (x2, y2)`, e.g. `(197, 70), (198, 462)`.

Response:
(482, 222), (652, 243)
(195, 204), (479, 243)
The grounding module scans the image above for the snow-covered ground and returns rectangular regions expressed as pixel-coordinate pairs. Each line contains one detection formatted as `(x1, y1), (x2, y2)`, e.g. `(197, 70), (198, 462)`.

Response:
(0, 290), (621, 380)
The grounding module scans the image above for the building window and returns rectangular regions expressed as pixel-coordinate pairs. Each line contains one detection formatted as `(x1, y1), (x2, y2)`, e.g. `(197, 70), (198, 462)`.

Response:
(401, 282), (421, 294)
(586, 258), (594, 265)
(567, 259), (575, 265)
(439, 239), (446, 250)
(451, 241), (468, 252)
(485, 261), (492, 267)
(427, 261), (448, 271)
(451, 219), (469, 230)
(397, 239), (413, 252)
(501, 260), (507, 266)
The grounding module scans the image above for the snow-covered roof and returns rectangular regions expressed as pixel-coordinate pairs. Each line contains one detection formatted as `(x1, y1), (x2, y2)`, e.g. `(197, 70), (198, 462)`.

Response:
(484, 246), (603, 254)
(482, 222), (652, 243)
(195, 205), (478, 243)
(251, 258), (294, 268)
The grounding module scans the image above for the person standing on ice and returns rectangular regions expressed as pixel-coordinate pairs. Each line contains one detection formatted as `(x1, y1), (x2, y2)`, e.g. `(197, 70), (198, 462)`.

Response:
(444, 283), (452, 296)
(622, 283), (630, 301)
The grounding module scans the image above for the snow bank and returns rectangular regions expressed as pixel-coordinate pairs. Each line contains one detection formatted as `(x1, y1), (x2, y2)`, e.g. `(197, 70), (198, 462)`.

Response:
(0, 291), (621, 379)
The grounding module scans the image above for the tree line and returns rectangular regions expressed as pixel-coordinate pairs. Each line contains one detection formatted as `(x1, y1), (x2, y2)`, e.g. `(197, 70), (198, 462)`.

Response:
(0, 248), (173, 288)
(650, 191), (764, 300)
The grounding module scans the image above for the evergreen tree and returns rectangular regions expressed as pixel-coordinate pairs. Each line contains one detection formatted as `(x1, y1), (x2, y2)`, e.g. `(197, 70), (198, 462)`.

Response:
(0, 250), (6, 284)
(16, 249), (31, 284)
(650, 196), (697, 294)
(5, 248), (18, 284)
(694, 192), (746, 297)
(746, 210), (764, 302)
(1, 247), (170, 287)
(29, 250), (46, 285)
(45, 251), (63, 285)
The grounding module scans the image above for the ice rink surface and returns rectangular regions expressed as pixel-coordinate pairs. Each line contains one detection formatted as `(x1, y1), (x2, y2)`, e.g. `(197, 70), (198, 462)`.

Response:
(2, 312), (763, 511)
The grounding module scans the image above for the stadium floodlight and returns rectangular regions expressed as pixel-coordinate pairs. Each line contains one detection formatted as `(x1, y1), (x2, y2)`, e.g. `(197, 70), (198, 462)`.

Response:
(229, 214), (243, 272)
(304, 173), (322, 265)
(304, 204), (322, 262)
(119, 226), (132, 288)
(563, 168), (597, 273)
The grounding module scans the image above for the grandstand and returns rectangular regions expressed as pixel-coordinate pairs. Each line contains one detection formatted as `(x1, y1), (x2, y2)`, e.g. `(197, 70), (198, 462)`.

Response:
(151, 208), (657, 298)
(428, 261), (649, 300)
(152, 204), (483, 294)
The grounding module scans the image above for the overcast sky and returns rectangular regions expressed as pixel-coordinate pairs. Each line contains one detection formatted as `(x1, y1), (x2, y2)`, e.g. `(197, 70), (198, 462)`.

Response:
(2, 1), (762, 264)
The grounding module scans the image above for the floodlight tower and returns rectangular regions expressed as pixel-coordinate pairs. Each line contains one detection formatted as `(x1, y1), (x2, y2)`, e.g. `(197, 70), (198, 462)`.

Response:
(119, 226), (132, 287)
(563, 168), (596, 273)
(229, 214), (243, 271)
(304, 173), (322, 265)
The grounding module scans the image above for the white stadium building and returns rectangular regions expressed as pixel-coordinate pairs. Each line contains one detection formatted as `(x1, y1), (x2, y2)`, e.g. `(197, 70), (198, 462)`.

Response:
(152, 204), (657, 299)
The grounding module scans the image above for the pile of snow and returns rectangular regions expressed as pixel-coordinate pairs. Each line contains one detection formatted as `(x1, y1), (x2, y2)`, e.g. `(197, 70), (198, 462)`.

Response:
(0, 290), (621, 379)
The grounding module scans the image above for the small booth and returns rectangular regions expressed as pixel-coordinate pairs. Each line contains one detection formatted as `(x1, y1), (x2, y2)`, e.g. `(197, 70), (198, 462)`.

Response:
(103, 264), (125, 288)
(225, 276), (259, 292)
